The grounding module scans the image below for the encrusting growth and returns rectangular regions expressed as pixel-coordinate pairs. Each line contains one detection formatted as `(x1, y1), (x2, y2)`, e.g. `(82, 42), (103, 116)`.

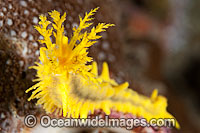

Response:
(26, 7), (180, 129)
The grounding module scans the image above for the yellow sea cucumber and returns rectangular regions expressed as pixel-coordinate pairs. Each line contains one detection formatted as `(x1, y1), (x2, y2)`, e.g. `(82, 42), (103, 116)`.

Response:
(26, 7), (180, 129)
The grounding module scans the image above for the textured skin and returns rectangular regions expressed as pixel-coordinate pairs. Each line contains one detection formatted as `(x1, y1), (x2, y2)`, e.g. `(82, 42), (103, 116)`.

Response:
(0, 0), (122, 69)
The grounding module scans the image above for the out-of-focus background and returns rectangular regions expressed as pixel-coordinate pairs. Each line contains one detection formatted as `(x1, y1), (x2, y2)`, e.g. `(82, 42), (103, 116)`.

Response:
(118, 0), (200, 132)
(0, 0), (200, 132)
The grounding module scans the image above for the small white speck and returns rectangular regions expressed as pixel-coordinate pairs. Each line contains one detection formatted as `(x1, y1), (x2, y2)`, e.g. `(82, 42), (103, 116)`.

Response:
(21, 23), (26, 28)
(35, 50), (39, 55)
(24, 10), (29, 15)
(102, 41), (110, 50)
(8, 4), (12, 9)
(39, 35), (43, 40)
(7, 18), (13, 26)
(32, 8), (37, 13)
(20, 0), (27, 7)
(0, 12), (4, 17)
(72, 22), (78, 28)
(2, 7), (7, 12)
(33, 17), (38, 24)
(19, 60), (24, 67)
(98, 52), (106, 60)
(13, 12), (18, 16)
(21, 31), (27, 38)
(32, 42), (38, 47)
(47, 0), (52, 2)
(6, 59), (12, 65)
(10, 30), (16, 36)
(28, 34), (33, 41)
(0, 21), (3, 27)
(0, 113), (5, 119)
(22, 44), (28, 56)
